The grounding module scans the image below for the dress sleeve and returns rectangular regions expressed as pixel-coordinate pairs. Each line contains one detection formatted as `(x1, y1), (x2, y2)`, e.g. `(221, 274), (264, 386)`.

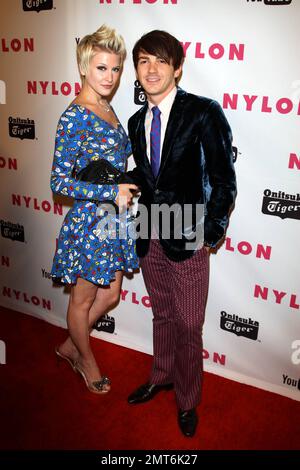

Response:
(50, 112), (119, 202)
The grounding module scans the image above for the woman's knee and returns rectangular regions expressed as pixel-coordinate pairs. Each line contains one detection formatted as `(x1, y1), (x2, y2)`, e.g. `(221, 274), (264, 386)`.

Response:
(70, 291), (96, 311)
(98, 291), (120, 312)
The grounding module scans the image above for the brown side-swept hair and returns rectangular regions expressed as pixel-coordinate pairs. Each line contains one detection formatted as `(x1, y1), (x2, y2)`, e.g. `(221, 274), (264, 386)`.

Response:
(132, 30), (184, 71)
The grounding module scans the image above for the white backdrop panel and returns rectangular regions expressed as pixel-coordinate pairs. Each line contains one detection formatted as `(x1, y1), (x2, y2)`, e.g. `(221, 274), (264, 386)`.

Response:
(0, 0), (299, 401)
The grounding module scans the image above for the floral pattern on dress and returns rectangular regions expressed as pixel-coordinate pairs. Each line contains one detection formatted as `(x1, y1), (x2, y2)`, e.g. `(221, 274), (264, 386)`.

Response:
(50, 104), (139, 286)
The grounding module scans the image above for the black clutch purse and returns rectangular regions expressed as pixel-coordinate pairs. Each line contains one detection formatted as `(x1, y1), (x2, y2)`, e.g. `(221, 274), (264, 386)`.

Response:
(75, 159), (134, 185)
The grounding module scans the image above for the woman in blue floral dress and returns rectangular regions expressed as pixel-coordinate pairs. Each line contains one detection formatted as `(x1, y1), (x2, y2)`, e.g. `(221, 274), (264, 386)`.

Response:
(50, 25), (138, 394)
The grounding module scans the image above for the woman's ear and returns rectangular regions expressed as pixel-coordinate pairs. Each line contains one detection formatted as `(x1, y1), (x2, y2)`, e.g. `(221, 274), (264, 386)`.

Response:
(79, 65), (86, 77)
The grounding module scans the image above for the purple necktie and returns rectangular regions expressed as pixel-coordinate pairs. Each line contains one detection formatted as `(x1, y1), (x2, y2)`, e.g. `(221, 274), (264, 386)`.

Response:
(150, 106), (161, 178)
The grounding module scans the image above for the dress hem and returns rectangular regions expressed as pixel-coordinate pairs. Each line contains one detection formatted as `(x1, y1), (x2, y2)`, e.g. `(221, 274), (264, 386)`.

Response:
(51, 266), (139, 287)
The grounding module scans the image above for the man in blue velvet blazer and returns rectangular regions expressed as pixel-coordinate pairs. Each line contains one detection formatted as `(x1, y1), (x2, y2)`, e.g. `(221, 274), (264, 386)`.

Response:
(127, 30), (237, 438)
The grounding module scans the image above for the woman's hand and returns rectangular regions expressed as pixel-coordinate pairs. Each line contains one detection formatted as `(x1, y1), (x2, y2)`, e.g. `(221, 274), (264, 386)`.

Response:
(115, 184), (139, 210)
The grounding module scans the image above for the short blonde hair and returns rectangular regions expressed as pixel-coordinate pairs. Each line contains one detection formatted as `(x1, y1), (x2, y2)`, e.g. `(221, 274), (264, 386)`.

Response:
(77, 24), (126, 80)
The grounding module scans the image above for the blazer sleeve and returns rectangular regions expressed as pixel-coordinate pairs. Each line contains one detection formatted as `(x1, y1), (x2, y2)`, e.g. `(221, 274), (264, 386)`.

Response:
(50, 114), (118, 202)
(124, 116), (144, 187)
(201, 101), (237, 247)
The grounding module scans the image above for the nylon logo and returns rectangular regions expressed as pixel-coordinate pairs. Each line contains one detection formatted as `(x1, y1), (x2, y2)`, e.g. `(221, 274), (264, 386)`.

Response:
(1, 38), (34, 52)
(2, 286), (52, 311)
(223, 93), (300, 115)
(181, 42), (245, 61)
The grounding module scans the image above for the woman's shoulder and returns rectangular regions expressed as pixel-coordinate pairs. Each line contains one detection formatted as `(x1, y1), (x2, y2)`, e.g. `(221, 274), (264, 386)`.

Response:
(59, 102), (85, 120)
(56, 103), (87, 131)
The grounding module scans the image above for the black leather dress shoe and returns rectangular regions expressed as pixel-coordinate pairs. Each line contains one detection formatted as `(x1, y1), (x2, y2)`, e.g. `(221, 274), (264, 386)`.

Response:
(178, 408), (198, 437)
(127, 382), (173, 404)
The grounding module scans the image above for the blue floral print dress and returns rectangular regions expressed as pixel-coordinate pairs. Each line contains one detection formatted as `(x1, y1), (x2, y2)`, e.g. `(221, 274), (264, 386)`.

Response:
(50, 104), (138, 286)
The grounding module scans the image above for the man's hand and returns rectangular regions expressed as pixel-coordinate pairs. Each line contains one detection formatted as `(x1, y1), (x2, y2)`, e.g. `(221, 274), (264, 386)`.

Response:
(115, 184), (139, 211)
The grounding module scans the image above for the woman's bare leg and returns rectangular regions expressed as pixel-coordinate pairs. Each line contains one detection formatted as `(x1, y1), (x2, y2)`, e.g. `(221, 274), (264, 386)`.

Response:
(63, 278), (100, 382)
(57, 272), (123, 384)
(87, 271), (123, 329)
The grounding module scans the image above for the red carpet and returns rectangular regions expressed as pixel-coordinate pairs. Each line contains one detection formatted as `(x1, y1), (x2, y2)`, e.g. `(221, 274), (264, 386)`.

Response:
(0, 306), (299, 450)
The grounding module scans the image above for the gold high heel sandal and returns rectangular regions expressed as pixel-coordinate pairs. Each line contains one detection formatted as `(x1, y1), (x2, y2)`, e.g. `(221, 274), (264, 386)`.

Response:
(74, 362), (111, 395)
(55, 347), (77, 372)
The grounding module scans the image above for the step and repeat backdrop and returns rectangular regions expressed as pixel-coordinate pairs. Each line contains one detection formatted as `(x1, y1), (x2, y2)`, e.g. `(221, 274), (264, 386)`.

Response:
(0, 0), (299, 400)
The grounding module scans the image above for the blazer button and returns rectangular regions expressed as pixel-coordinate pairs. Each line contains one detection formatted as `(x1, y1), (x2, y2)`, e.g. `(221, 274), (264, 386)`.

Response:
(154, 189), (160, 195)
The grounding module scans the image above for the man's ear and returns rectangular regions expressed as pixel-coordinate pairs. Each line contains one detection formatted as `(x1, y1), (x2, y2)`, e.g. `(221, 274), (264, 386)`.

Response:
(174, 64), (182, 80)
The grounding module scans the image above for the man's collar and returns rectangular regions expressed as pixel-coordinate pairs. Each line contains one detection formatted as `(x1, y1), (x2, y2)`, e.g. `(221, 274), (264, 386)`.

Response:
(148, 86), (177, 114)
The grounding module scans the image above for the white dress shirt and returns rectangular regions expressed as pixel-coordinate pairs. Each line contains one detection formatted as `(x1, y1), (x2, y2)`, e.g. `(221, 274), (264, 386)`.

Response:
(145, 87), (177, 239)
(145, 86), (177, 162)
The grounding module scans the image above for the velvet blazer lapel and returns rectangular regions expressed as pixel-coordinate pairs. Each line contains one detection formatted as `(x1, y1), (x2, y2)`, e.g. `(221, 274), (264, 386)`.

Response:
(159, 88), (186, 177)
